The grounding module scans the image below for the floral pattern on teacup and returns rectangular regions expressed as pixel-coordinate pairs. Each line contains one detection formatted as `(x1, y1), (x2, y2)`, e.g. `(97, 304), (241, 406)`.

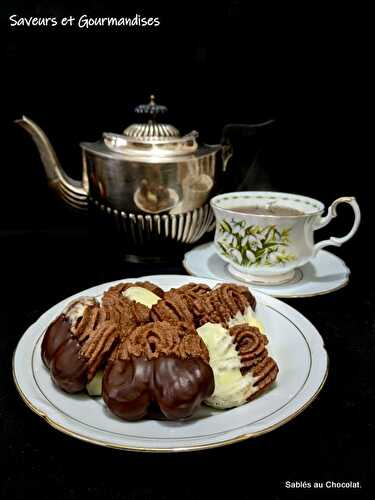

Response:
(217, 218), (297, 267)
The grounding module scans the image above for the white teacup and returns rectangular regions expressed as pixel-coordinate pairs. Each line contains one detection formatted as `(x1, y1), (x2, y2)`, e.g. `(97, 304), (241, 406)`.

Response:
(210, 191), (361, 285)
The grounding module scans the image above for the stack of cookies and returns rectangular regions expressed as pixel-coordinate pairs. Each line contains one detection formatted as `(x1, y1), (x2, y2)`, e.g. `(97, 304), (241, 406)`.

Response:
(41, 281), (278, 421)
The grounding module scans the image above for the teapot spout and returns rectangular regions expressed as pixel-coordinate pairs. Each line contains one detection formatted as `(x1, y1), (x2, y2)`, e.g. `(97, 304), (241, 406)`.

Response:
(15, 116), (88, 210)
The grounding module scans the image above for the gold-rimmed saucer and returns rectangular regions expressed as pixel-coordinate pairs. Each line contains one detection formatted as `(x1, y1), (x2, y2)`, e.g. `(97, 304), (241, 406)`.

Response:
(183, 243), (350, 298)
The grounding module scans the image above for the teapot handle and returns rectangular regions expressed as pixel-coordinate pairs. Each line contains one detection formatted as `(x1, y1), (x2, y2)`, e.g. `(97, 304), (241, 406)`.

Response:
(222, 144), (233, 172)
(221, 120), (275, 141)
(220, 120), (275, 172)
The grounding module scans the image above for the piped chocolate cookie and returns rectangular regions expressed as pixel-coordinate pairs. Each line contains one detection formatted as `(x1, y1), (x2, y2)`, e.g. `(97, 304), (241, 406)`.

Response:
(197, 322), (278, 409)
(103, 281), (164, 304)
(40, 280), (278, 420)
(164, 283), (211, 311)
(150, 293), (194, 324)
(103, 321), (214, 421)
(41, 297), (97, 368)
(192, 283), (257, 328)
(102, 281), (163, 338)
(42, 300), (120, 393)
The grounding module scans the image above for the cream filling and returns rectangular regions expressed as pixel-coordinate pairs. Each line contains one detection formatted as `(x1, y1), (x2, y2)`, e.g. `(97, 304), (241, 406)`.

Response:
(122, 286), (161, 308)
(64, 297), (96, 323)
(197, 322), (259, 409)
(227, 306), (265, 334)
(86, 369), (104, 397)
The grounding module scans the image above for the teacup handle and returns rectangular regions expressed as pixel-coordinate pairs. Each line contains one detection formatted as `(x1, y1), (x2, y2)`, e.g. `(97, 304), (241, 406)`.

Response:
(313, 197), (361, 257)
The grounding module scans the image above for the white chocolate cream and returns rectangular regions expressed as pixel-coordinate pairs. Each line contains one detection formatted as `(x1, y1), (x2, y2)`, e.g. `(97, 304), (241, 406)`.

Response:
(227, 306), (265, 334)
(122, 286), (160, 308)
(197, 322), (259, 409)
(63, 297), (97, 323)
(86, 369), (104, 397)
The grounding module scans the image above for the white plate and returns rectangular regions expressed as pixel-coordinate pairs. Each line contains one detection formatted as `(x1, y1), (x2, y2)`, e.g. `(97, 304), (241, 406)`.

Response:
(13, 275), (328, 452)
(184, 243), (350, 298)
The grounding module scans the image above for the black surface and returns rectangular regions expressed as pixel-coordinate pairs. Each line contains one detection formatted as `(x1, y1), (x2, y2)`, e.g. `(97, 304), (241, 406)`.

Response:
(1, 1), (374, 499)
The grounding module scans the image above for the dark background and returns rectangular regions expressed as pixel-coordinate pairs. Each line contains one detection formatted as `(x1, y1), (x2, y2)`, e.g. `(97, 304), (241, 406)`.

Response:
(1, 1), (373, 499)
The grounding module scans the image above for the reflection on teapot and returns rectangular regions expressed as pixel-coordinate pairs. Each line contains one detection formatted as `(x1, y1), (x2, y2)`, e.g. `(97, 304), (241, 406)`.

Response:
(134, 179), (179, 214)
(169, 174), (214, 215)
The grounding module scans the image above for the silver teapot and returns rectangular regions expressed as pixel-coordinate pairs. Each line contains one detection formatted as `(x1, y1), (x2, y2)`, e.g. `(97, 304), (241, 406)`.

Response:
(16, 96), (273, 261)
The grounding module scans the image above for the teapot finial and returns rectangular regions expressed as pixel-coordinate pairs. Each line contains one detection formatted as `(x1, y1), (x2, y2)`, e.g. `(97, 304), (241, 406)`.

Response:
(135, 96), (167, 118)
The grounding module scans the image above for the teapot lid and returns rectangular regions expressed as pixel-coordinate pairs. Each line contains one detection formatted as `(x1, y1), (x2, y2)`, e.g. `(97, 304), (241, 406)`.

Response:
(102, 95), (199, 158)
(123, 95), (181, 139)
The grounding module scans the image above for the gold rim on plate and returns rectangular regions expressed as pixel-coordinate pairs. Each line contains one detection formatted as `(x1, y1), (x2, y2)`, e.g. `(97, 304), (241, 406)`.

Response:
(12, 352), (329, 453)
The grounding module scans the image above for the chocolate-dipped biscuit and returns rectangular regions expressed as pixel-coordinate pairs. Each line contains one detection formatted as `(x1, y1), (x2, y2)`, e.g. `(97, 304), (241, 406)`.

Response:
(50, 337), (88, 393)
(229, 324), (269, 372)
(41, 297), (97, 368)
(197, 322), (278, 409)
(103, 321), (214, 421)
(44, 301), (120, 393)
(193, 283), (256, 327)
(230, 324), (278, 400)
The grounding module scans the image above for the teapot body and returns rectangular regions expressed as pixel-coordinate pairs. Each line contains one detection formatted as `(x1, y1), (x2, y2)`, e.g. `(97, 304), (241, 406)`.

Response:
(81, 142), (226, 259)
(82, 142), (223, 214)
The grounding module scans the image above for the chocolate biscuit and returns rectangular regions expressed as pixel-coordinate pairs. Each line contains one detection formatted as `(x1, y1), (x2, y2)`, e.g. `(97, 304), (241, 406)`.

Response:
(193, 283), (256, 327)
(165, 283), (211, 311)
(41, 297), (97, 368)
(43, 300), (120, 393)
(150, 293), (194, 324)
(103, 321), (214, 421)
(102, 282), (156, 338)
(229, 324), (278, 400)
